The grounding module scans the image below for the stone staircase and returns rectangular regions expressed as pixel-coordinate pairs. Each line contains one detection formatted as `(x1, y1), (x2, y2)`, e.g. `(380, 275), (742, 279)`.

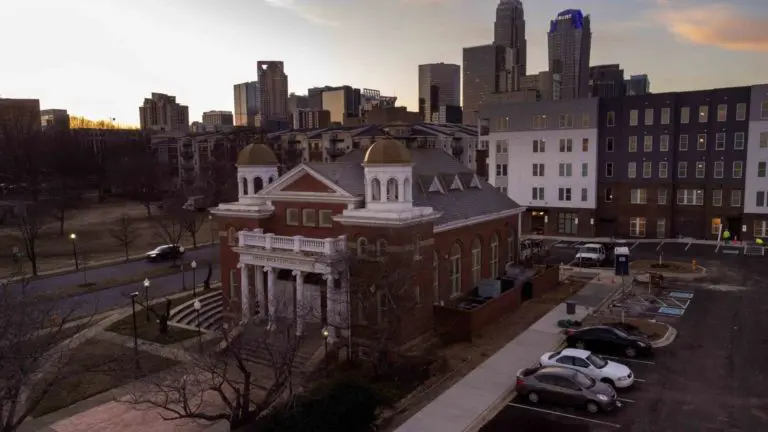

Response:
(169, 290), (223, 331)
(744, 244), (765, 256)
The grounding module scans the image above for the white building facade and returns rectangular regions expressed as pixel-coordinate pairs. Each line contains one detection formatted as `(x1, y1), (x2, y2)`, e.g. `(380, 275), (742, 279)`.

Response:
(744, 84), (768, 239)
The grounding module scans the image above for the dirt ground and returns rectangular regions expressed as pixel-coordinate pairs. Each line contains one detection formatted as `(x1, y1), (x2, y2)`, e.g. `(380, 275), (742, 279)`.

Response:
(631, 259), (696, 273)
(0, 198), (215, 277)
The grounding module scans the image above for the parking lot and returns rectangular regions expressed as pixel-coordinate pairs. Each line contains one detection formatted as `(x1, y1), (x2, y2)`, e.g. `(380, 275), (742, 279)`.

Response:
(480, 256), (768, 432)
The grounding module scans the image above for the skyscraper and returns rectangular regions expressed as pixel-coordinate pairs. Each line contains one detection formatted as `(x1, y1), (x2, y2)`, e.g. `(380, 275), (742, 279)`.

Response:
(138, 93), (189, 132)
(547, 9), (592, 100)
(589, 64), (625, 97)
(233, 81), (260, 126)
(462, 44), (517, 125)
(418, 63), (460, 123)
(494, 0), (527, 78)
(257, 61), (289, 121)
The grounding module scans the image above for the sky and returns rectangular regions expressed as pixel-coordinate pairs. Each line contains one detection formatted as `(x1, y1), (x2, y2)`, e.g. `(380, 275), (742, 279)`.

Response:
(1, 0), (767, 126)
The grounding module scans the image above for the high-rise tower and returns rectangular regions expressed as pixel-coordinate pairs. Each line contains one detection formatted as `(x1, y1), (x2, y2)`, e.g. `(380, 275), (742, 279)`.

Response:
(418, 63), (460, 123)
(257, 61), (289, 121)
(494, 0), (527, 79)
(547, 9), (592, 100)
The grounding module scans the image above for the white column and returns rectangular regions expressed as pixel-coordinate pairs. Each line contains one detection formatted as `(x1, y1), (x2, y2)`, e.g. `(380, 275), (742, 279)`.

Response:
(266, 267), (276, 330)
(255, 266), (265, 320)
(239, 263), (249, 322)
(340, 267), (350, 338)
(293, 270), (304, 336)
(324, 273), (338, 343)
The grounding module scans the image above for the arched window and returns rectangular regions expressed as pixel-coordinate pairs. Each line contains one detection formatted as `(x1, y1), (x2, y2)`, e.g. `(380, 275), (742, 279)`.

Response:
(450, 243), (462, 296)
(471, 237), (482, 286)
(403, 177), (411, 201)
(227, 227), (237, 246)
(490, 233), (500, 279)
(370, 178), (381, 201)
(241, 177), (248, 195)
(376, 239), (388, 258)
(357, 237), (368, 256)
(386, 178), (399, 202)
(433, 251), (439, 303)
(253, 177), (264, 193)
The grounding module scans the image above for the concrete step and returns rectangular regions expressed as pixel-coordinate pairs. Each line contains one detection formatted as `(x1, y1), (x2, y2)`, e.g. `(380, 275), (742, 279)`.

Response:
(170, 292), (221, 323)
(744, 245), (765, 256)
(175, 299), (222, 327)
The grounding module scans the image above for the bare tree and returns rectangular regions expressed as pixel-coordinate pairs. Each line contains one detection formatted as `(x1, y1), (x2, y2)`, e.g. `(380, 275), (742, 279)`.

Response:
(15, 202), (48, 277)
(46, 131), (88, 236)
(116, 145), (163, 217)
(110, 214), (139, 261)
(181, 210), (207, 248)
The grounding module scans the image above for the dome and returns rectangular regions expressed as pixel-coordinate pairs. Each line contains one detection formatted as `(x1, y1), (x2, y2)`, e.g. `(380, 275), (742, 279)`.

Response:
(363, 138), (412, 165)
(237, 143), (278, 166)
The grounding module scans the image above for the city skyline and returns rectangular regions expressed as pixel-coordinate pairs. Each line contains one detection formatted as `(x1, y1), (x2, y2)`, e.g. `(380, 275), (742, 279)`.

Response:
(1, 0), (766, 126)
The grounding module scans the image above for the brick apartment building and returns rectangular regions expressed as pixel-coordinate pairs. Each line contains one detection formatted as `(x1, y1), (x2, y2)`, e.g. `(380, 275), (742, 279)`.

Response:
(211, 135), (523, 353)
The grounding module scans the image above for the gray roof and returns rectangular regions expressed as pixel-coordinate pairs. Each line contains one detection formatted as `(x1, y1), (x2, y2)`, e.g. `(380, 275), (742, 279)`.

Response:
(309, 149), (520, 225)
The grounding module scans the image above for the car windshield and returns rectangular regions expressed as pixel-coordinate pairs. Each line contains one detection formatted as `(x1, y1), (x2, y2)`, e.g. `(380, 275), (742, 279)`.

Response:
(586, 354), (608, 369)
(578, 246), (600, 255)
(572, 372), (596, 388)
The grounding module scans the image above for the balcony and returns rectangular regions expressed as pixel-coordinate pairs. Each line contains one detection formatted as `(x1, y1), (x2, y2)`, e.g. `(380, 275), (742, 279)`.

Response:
(239, 229), (347, 256)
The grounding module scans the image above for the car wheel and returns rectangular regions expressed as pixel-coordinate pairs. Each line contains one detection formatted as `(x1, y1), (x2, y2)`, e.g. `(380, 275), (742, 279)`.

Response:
(586, 401), (600, 414)
(575, 341), (586, 349)
(527, 392), (540, 404)
(601, 378), (615, 388)
(625, 346), (637, 358)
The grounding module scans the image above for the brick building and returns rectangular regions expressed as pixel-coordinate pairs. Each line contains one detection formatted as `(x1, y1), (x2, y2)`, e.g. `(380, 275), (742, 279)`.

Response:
(211, 136), (523, 354)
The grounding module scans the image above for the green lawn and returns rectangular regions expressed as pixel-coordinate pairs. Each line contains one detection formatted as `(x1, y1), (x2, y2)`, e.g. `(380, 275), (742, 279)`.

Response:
(105, 293), (201, 345)
(30, 339), (178, 418)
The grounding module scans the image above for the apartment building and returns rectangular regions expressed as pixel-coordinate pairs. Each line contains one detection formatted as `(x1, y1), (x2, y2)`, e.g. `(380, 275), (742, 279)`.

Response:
(596, 87), (752, 240)
(482, 98), (599, 237)
(139, 93), (189, 132)
(744, 85), (768, 240)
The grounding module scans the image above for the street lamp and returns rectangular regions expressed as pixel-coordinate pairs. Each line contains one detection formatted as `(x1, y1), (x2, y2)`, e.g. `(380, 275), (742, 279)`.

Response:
(69, 233), (79, 271)
(130, 292), (140, 370)
(321, 326), (330, 376)
(143, 278), (151, 322)
(194, 299), (202, 349)
(179, 246), (186, 290)
(191, 260), (198, 297)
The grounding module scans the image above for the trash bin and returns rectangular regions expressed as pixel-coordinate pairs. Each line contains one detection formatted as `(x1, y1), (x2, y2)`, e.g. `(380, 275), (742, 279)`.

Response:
(566, 300), (576, 315)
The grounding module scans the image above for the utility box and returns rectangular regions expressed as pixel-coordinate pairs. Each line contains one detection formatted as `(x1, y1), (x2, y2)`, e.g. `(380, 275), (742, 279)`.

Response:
(614, 246), (630, 276)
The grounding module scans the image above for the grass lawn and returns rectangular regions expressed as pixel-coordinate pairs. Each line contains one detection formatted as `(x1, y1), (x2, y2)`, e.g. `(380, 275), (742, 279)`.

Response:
(30, 339), (178, 418)
(106, 293), (201, 345)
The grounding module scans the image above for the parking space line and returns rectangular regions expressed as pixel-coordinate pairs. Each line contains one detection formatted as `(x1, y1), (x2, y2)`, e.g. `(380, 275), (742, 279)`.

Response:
(685, 241), (692, 251)
(656, 241), (664, 251)
(507, 403), (621, 428)
(602, 355), (656, 365)
(634, 378), (646, 383)
(618, 397), (635, 403)
(631, 241), (639, 249)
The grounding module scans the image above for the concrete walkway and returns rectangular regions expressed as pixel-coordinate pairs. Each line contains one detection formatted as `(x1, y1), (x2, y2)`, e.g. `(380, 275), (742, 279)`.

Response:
(395, 276), (619, 432)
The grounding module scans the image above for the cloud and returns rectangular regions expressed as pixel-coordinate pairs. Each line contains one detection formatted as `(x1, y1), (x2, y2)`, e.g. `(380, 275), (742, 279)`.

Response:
(654, 3), (768, 52)
(263, 0), (337, 26)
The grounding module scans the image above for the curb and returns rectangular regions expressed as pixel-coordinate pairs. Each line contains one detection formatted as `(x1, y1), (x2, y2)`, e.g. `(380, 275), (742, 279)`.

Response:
(651, 325), (678, 348)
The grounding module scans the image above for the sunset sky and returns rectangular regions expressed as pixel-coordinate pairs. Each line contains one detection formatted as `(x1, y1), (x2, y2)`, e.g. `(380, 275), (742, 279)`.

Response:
(1, 0), (766, 126)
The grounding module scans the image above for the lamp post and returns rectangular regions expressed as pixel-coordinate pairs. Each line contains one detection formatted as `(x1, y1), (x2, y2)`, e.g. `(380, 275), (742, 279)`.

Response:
(191, 260), (198, 297)
(130, 292), (140, 370)
(143, 278), (151, 322)
(194, 299), (202, 350)
(179, 246), (186, 290)
(321, 326), (330, 376)
(69, 233), (79, 271)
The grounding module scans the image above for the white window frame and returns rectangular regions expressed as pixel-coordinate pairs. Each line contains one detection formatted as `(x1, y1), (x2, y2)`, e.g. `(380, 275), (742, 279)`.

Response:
(714, 161), (724, 179)
(659, 162), (668, 178)
(695, 162), (705, 179)
(733, 161), (743, 179)
(760, 132), (768, 149)
(629, 110), (638, 126)
(643, 161), (652, 178)
(318, 209), (333, 227)
(286, 208), (300, 226)
(628, 162), (637, 178)
(677, 189), (704, 205)
(712, 189), (722, 207)
(758, 161), (767, 178)
(735, 103), (747, 121)
(605, 162), (614, 178)
(699, 105), (709, 123)
(754, 220), (768, 237)
(644, 108), (654, 125)
(533, 139), (546, 152)
(678, 161), (687, 178)
(532, 186), (544, 201)
(656, 218), (666, 238)
(302, 208), (317, 226)
(606, 137), (615, 152)
(559, 163), (572, 177)
(680, 106), (690, 124)
(715, 133), (726, 150)
(643, 135), (653, 152)
(731, 189), (742, 207)
(679, 134), (688, 151)
(607, 111), (616, 127)
(490, 235), (499, 279)
(581, 163), (588, 177)
(659, 135), (669, 152)
(661, 107), (671, 125)
(558, 187), (572, 201)
(581, 188), (588, 202)
(630, 188), (647, 204)
(630, 217), (646, 238)
(658, 189), (667, 205)
(471, 239), (482, 286)
(717, 104), (727, 122)
(450, 244), (461, 297)
(697, 134), (706, 151)
(559, 138), (573, 152)
(532, 163), (545, 177)
(628, 136), (637, 152)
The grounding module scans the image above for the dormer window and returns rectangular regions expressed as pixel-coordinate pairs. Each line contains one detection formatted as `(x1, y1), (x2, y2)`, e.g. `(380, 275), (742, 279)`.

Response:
(469, 174), (482, 189)
(449, 175), (464, 191)
(428, 177), (445, 194)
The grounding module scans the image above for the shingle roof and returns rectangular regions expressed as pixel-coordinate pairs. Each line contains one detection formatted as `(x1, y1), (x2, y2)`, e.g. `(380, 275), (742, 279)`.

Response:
(304, 161), (365, 197)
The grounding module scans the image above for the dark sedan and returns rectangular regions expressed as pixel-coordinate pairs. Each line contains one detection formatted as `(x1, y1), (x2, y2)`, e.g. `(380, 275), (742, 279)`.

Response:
(566, 325), (653, 358)
(145, 245), (184, 262)
(515, 366), (620, 413)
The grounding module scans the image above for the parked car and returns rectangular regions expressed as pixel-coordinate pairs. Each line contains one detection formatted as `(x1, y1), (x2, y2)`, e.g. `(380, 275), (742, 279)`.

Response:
(566, 326), (653, 358)
(146, 245), (184, 262)
(515, 366), (621, 413)
(539, 348), (635, 388)
(575, 243), (606, 265)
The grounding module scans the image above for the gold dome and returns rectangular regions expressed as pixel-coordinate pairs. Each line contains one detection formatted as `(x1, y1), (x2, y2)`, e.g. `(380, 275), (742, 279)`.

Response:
(237, 143), (278, 166)
(363, 138), (412, 165)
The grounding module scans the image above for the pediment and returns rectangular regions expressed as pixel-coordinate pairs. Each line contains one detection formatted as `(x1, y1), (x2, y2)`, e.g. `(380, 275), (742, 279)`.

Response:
(260, 164), (353, 197)
(281, 173), (336, 193)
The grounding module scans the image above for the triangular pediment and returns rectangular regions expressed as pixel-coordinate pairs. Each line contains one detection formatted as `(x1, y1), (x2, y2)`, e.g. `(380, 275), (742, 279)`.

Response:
(260, 164), (353, 197)
(469, 174), (482, 189)
(428, 176), (445, 194)
(449, 175), (464, 191)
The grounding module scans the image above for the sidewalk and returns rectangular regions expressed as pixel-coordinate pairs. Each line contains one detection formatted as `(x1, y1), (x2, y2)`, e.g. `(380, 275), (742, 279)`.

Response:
(394, 277), (618, 432)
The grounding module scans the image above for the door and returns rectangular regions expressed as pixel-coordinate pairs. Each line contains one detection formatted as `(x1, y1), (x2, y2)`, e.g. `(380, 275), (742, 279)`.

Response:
(551, 376), (583, 406)
(571, 357), (595, 379)
(534, 375), (563, 404)
(521, 282), (533, 302)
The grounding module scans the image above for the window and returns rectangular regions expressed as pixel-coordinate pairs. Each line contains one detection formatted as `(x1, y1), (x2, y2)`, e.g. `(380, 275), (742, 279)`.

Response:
(558, 212), (578, 234)
(697, 134), (706, 150)
(678, 161), (688, 178)
(679, 134), (689, 151)
(227, 227), (237, 246)
(606, 137), (615, 152)
(532, 115), (547, 129)
(717, 104), (728, 121)
(661, 107), (671, 124)
(229, 269), (238, 301)
(532, 139), (546, 152)
(736, 103), (747, 121)
(433, 252), (439, 302)
(756, 191), (766, 208)
(628, 162), (637, 178)
(490, 234), (499, 279)
(286, 208), (300, 225)
(660, 135), (669, 152)
(450, 243), (461, 296)
(630, 217), (646, 237)
(760, 132), (768, 148)
(559, 138), (573, 152)
(762, 101), (768, 119)
(471, 238), (482, 286)
(605, 162), (614, 177)
(319, 210), (333, 227)
(643, 161), (652, 178)
(559, 113), (574, 128)
(656, 218), (666, 238)
(677, 189), (704, 205)
(559, 163), (572, 177)
(695, 162), (705, 178)
(582, 138), (589, 152)
(370, 178), (381, 201)
(699, 105), (709, 122)
(659, 162), (668, 178)
(496, 164), (508, 176)
(604, 187), (614, 202)
(715, 133), (726, 150)
(629, 110), (638, 126)
(532, 187), (545, 200)
(733, 161), (743, 178)
(581, 163), (588, 177)
(495, 140), (508, 154)
(357, 237), (368, 256)
(658, 189), (667, 205)
(736, 132), (747, 150)
(582, 113), (590, 128)
(731, 189), (742, 207)
(558, 187), (572, 201)
(644, 108), (654, 125)
(680, 106), (690, 124)
(758, 161), (767, 178)
(711, 218), (722, 235)
(714, 161), (724, 178)
(607, 111), (615, 127)
(755, 220), (768, 237)
(643, 136), (653, 152)
(630, 188), (647, 204)
(712, 189), (722, 207)
(581, 188), (588, 202)
(532, 163), (545, 176)
(386, 178), (399, 201)
(628, 136), (638, 152)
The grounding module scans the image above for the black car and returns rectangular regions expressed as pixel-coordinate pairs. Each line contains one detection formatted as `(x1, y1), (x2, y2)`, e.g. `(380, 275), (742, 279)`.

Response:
(566, 326), (652, 358)
(515, 366), (620, 413)
(146, 245), (184, 262)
